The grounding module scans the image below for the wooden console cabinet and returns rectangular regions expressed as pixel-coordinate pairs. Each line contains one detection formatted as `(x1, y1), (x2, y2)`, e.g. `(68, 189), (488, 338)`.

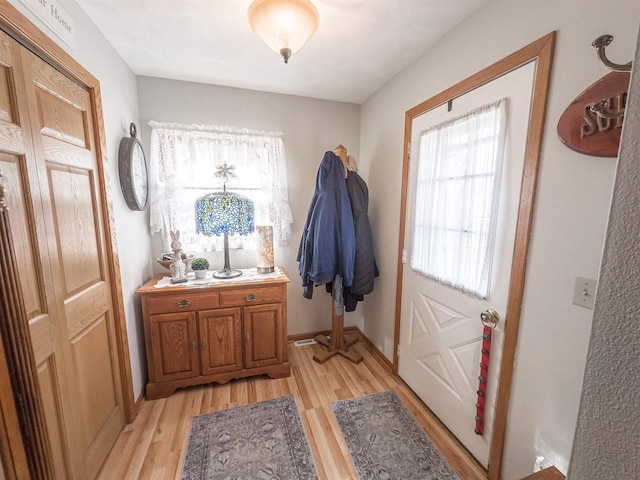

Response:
(136, 269), (290, 399)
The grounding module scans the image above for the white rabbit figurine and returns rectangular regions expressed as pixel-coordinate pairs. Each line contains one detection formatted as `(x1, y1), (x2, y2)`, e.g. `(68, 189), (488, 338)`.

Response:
(169, 230), (187, 283)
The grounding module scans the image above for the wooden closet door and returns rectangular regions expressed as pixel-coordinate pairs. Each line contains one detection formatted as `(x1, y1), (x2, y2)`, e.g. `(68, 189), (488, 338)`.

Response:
(16, 47), (124, 479)
(0, 30), (71, 479)
(0, 32), (124, 480)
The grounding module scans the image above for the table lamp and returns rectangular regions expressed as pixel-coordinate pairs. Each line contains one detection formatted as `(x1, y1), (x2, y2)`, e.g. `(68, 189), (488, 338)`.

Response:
(195, 164), (254, 278)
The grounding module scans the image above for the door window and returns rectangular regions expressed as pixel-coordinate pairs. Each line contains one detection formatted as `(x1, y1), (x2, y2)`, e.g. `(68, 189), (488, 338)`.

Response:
(411, 99), (508, 298)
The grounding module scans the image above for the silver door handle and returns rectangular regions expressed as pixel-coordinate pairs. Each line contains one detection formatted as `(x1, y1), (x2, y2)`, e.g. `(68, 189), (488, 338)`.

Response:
(480, 309), (499, 328)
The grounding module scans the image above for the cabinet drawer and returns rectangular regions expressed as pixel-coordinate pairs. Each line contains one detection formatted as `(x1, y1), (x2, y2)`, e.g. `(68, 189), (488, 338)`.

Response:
(147, 292), (219, 314)
(219, 286), (283, 307)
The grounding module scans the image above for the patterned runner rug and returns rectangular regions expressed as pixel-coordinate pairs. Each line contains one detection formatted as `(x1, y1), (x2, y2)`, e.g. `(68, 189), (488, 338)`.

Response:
(181, 395), (318, 479)
(331, 390), (460, 480)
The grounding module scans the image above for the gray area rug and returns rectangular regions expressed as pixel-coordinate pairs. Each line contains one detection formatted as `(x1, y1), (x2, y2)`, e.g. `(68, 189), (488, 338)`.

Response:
(181, 395), (318, 480)
(331, 390), (460, 480)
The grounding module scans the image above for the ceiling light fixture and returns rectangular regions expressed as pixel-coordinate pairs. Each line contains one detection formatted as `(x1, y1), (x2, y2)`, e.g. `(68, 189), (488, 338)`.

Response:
(248, 0), (319, 64)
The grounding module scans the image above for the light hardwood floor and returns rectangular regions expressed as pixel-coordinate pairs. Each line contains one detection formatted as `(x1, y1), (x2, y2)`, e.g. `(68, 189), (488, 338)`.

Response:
(98, 339), (485, 479)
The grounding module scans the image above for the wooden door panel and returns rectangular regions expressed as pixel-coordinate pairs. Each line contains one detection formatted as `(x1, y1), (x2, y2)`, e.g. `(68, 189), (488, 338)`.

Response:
(199, 308), (242, 375)
(83, 403), (124, 480)
(149, 313), (199, 382)
(0, 121), (24, 155)
(0, 37), (25, 155)
(244, 304), (283, 368)
(41, 136), (93, 169)
(0, 66), (14, 124)
(31, 57), (88, 107)
(0, 34), (16, 124)
(47, 164), (102, 294)
(0, 58), (23, 155)
(71, 316), (117, 446)
(34, 86), (88, 148)
(71, 313), (124, 480)
(30, 315), (54, 365)
(37, 359), (70, 480)
(0, 153), (43, 318)
(64, 281), (109, 339)
(0, 56), (24, 156)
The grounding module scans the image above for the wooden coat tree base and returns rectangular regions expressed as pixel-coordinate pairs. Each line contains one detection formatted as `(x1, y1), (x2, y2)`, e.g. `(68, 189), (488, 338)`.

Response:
(312, 286), (363, 364)
(313, 331), (362, 364)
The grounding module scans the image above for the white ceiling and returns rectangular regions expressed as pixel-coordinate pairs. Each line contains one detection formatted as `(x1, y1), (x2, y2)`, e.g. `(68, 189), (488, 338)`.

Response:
(79, 0), (489, 104)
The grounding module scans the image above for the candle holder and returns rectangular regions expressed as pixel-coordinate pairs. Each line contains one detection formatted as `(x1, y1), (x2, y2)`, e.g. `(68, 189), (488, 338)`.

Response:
(256, 225), (274, 273)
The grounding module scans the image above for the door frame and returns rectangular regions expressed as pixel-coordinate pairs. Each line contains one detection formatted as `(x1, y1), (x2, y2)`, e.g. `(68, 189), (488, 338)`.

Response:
(393, 32), (555, 480)
(0, 0), (136, 426)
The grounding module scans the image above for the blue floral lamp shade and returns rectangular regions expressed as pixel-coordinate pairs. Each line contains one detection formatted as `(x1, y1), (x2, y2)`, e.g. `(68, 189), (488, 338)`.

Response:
(195, 189), (254, 278)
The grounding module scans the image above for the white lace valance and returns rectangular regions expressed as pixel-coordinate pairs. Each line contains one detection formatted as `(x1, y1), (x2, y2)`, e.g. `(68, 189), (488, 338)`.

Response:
(149, 121), (293, 252)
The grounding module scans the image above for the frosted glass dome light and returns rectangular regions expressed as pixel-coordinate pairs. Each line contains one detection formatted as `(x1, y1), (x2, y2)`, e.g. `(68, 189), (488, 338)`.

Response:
(248, 0), (319, 64)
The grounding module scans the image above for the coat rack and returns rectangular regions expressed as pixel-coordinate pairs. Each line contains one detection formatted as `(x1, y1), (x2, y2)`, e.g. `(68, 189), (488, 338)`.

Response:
(312, 145), (363, 364)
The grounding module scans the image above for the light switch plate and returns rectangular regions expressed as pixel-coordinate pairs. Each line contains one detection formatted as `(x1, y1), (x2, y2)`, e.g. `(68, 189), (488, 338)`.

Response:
(573, 277), (597, 309)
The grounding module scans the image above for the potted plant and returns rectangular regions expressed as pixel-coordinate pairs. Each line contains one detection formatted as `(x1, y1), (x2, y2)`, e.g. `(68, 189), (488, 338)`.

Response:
(191, 257), (209, 279)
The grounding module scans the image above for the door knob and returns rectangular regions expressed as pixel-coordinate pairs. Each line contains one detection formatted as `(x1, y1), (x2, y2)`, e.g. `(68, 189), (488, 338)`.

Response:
(480, 309), (500, 328)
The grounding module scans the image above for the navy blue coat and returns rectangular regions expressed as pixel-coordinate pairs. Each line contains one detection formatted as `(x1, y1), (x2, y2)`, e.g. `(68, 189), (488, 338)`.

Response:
(298, 152), (356, 298)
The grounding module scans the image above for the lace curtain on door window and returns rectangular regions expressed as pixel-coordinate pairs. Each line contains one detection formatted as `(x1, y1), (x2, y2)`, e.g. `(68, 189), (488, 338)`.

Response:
(411, 99), (508, 299)
(148, 121), (293, 252)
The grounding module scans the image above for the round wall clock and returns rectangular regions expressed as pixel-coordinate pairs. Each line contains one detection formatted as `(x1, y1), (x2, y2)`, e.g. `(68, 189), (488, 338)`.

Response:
(118, 123), (148, 211)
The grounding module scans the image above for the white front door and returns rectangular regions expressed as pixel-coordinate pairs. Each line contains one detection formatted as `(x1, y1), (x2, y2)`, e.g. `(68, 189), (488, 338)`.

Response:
(398, 61), (536, 467)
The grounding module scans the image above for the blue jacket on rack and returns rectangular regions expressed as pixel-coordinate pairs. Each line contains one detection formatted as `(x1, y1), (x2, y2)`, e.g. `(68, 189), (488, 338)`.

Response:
(297, 151), (356, 298)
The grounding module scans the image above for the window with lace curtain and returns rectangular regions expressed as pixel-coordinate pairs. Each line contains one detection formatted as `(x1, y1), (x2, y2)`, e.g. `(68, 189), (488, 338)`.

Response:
(411, 99), (508, 298)
(148, 121), (293, 252)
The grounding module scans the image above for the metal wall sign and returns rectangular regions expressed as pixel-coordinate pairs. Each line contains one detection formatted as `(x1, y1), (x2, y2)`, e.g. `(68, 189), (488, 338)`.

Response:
(17, 0), (76, 49)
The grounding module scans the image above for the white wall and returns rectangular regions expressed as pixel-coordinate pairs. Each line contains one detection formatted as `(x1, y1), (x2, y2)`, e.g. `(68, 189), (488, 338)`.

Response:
(359, 1), (639, 478)
(9, 1), (639, 475)
(136, 77), (361, 336)
(6, 0), (151, 400)
(568, 27), (640, 480)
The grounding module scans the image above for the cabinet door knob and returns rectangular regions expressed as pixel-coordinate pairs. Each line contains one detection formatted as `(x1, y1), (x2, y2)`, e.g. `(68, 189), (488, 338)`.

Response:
(176, 299), (192, 308)
(201, 340), (206, 349)
(191, 339), (197, 351)
(245, 293), (258, 302)
(246, 332), (249, 342)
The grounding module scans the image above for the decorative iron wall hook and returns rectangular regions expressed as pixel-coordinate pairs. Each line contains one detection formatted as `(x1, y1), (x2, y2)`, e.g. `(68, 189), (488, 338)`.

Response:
(589, 35), (631, 121)
(592, 34), (632, 72)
